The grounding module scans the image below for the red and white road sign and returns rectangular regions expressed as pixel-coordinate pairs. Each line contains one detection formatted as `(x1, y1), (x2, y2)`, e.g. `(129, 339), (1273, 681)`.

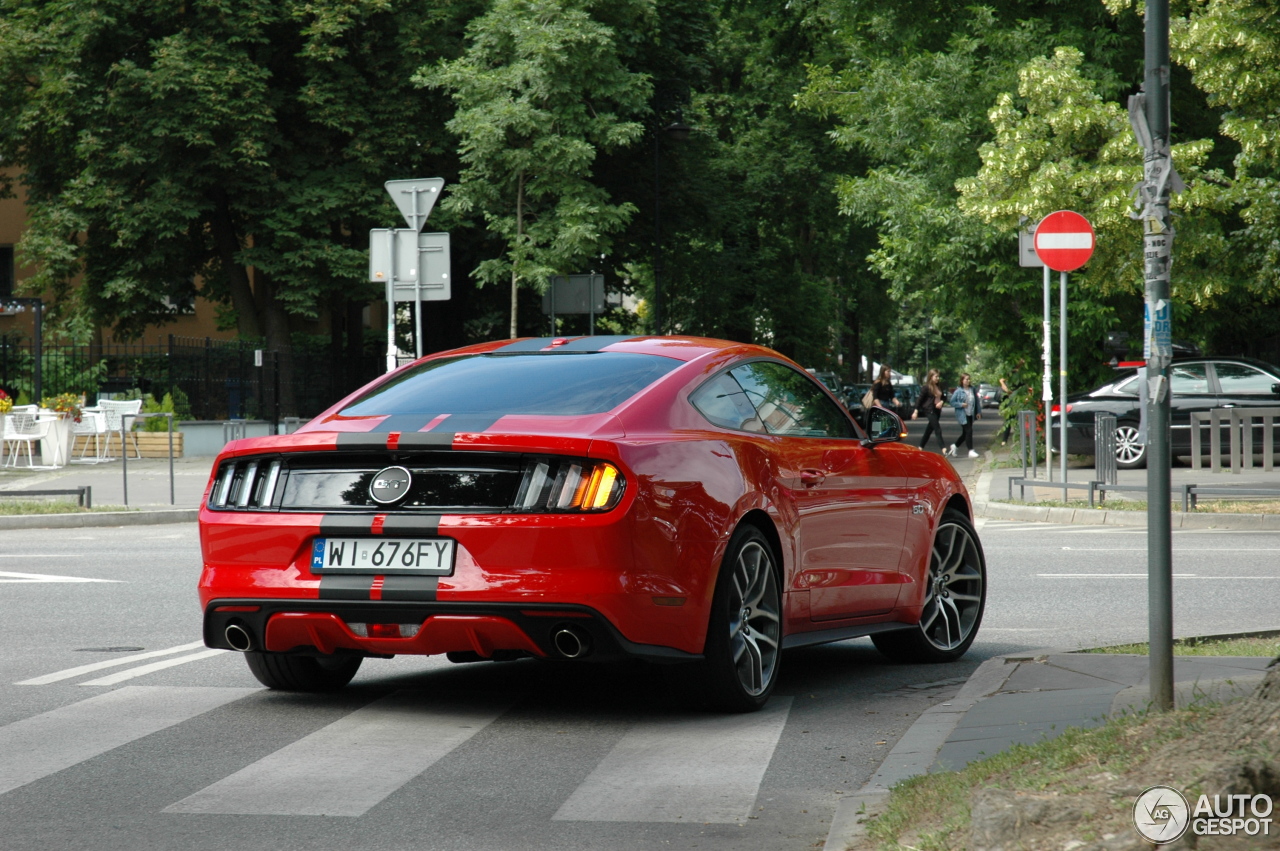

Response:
(1034, 210), (1095, 272)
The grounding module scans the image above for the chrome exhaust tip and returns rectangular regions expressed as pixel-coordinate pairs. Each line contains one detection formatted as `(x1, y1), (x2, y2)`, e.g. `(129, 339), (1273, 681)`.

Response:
(552, 626), (592, 659)
(224, 623), (254, 652)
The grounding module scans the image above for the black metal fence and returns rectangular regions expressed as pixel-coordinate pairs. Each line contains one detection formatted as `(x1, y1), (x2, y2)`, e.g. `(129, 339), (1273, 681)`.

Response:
(0, 335), (382, 422)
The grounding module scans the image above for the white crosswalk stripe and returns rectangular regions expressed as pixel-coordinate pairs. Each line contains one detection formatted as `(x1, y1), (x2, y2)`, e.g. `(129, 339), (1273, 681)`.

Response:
(165, 690), (514, 817)
(0, 570), (121, 584)
(553, 697), (793, 823)
(0, 686), (257, 797)
(79, 650), (228, 686)
(16, 641), (208, 685)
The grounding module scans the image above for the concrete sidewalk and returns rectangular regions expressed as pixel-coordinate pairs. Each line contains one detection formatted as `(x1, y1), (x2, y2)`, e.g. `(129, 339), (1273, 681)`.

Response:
(824, 651), (1277, 850)
(0, 455), (214, 527)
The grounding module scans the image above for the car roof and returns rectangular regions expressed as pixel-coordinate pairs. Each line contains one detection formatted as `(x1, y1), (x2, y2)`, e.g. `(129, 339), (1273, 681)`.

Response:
(424, 335), (776, 364)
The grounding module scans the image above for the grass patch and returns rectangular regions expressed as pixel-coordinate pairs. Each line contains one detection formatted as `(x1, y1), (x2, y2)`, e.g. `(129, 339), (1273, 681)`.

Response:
(1082, 633), (1280, 657)
(865, 703), (1216, 849)
(1193, 498), (1280, 513)
(995, 498), (1146, 511)
(0, 500), (131, 515)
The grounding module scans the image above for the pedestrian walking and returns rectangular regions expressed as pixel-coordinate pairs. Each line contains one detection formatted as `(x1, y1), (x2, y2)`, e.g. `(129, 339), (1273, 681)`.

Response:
(871, 365), (898, 412)
(948, 373), (982, 458)
(911, 368), (947, 452)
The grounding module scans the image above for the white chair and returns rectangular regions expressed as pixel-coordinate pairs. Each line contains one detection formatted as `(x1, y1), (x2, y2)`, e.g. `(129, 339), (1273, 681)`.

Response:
(2, 411), (53, 468)
(71, 406), (109, 463)
(100, 398), (144, 459)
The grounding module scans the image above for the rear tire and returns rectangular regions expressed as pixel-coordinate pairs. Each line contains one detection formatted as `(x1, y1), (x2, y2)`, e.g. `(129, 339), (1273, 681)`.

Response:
(244, 652), (362, 691)
(1115, 421), (1147, 469)
(693, 525), (783, 712)
(873, 509), (985, 664)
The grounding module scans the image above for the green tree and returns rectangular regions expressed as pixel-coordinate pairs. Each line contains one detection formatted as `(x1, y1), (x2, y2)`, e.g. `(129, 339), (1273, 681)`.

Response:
(0, 0), (474, 348)
(418, 0), (652, 338)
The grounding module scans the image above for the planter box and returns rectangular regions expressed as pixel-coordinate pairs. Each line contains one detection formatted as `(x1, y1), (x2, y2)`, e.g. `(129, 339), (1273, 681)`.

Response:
(86, 431), (185, 459)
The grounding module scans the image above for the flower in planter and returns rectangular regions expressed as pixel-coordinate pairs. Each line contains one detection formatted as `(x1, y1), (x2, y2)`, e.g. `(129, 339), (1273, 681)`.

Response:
(40, 393), (83, 422)
(0, 389), (10, 414)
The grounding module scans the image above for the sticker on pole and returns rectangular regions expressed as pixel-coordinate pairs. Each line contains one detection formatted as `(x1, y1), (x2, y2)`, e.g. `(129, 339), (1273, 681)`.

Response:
(1034, 210), (1095, 272)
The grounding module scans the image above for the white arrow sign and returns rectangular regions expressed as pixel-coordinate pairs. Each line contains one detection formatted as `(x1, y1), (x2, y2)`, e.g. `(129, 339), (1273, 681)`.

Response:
(384, 178), (444, 232)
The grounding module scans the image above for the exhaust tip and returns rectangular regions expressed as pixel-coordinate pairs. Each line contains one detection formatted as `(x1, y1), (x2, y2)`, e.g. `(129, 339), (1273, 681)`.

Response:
(225, 623), (254, 652)
(552, 626), (592, 659)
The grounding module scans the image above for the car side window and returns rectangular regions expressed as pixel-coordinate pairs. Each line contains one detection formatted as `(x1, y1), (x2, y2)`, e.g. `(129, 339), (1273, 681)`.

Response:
(1112, 376), (1139, 396)
(1169, 363), (1210, 394)
(728, 361), (855, 438)
(688, 371), (766, 433)
(1214, 363), (1277, 394)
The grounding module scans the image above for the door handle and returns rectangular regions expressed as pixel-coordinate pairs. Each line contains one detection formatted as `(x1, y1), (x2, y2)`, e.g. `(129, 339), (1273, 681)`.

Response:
(800, 469), (826, 487)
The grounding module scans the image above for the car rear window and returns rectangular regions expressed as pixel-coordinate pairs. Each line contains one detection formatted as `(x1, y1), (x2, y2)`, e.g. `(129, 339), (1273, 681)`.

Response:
(339, 352), (681, 417)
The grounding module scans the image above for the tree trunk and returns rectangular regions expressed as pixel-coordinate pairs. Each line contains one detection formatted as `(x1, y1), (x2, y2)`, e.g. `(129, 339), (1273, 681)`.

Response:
(209, 188), (263, 340)
(510, 170), (524, 339)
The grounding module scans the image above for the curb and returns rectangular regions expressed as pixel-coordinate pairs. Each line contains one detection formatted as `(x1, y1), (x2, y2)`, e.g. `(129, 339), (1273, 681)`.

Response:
(822, 651), (1030, 850)
(975, 499), (1280, 530)
(0, 508), (198, 529)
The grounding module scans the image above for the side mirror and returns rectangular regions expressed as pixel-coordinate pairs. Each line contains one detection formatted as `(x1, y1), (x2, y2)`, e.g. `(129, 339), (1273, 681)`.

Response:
(863, 406), (905, 445)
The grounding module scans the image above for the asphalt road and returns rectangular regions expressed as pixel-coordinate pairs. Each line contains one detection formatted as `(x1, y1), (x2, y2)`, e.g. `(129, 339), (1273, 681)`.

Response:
(1, 517), (1276, 851)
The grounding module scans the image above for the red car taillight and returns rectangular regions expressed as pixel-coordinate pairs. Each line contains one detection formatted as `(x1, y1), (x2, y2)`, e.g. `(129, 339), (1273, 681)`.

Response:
(514, 459), (624, 512)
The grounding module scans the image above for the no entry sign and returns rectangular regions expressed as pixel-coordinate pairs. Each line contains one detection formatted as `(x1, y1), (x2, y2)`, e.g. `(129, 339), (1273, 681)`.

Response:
(1034, 210), (1095, 272)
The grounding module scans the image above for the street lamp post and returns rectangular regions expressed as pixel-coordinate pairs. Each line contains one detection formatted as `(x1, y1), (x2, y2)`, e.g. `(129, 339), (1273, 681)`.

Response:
(652, 121), (690, 335)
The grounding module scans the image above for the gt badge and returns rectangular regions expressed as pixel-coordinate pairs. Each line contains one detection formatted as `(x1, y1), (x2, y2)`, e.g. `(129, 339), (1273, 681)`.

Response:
(370, 466), (412, 505)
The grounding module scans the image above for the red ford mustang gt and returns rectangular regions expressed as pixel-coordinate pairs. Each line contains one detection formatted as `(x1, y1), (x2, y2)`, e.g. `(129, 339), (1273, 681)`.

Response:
(198, 335), (986, 711)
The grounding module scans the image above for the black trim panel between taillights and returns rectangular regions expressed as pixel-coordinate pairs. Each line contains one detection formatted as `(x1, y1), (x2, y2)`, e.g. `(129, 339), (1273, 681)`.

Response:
(207, 451), (626, 515)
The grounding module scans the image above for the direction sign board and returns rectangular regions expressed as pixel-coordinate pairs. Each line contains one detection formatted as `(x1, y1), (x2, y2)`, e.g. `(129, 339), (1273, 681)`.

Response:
(385, 178), (444, 232)
(542, 274), (606, 315)
(368, 229), (451, 302)
(1034, 210), (1095, 272)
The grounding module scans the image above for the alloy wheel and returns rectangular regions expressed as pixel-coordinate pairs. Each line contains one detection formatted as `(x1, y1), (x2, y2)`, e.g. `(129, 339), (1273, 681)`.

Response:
(1115, 424), (1146, 467)
(918, 521), (984, 652)
(727, 540), (781, 696)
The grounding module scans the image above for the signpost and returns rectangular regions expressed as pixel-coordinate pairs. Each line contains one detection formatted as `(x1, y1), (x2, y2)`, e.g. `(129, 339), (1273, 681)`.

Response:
(1130, 0), (1177, 712)
(369, 179), (450, 371)
(1035, 211), (1096, 486)
(541, 274), (610, 334)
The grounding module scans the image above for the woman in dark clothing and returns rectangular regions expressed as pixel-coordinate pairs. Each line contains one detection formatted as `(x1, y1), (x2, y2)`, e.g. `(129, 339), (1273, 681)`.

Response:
(911, 368), (946, 451)
(871, 366), (897, 410)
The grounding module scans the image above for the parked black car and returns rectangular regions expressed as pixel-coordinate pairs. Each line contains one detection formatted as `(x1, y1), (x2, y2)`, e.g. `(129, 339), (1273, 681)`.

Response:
(1057, 357), (1280, 468)
(978, 383), (1002, 407)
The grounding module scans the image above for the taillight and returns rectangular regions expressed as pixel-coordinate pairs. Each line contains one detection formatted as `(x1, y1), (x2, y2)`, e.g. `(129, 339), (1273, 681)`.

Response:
(209, 457), (282, 509)
(1049, 404), (1073, 416)
(514, 458), (625, 512)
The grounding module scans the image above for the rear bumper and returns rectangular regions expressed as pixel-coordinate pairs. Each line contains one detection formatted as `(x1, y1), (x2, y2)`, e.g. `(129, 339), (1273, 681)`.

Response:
(204, 599), (703, 663)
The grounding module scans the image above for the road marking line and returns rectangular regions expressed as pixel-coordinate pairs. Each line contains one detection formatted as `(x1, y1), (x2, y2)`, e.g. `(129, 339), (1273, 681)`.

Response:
(1038, 573), (1196, 577)
(79, 650), (228, 686)
(0, 686), (256, 796)
(0, 570), (121, 584)
(553, 696), (793, 823)
(164, 691), (512, 817)
(0, 554), (79, 557)
(16, 641), (207, 686)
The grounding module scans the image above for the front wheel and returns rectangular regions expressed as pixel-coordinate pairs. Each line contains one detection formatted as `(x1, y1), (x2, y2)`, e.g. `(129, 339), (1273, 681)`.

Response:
(1115, 421), (1147, 469)
(873, 509), (986, 663)
(695, 525), (783, 712)
(244, 651), (362, 691)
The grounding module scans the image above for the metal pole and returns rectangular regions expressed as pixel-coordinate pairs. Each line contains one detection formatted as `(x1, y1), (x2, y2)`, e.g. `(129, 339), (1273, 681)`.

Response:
(1042, 264), (1053, 480)
(167, 412), (175, 505)
(652, 132), (663, 335)
(1144, 0), (1175, 712)
(121, 418), (128, 506)
(386, 234), (398, 373)
(33, 299), (43, 403)
(1060, 270), (1069, 484)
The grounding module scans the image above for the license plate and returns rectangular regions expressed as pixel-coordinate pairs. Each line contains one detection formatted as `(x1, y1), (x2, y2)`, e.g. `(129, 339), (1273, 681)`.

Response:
(310, 538), (455, 575)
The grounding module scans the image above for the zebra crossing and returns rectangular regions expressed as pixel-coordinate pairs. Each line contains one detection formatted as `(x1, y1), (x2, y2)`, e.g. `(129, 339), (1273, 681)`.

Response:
(1, 676), (797, 824)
